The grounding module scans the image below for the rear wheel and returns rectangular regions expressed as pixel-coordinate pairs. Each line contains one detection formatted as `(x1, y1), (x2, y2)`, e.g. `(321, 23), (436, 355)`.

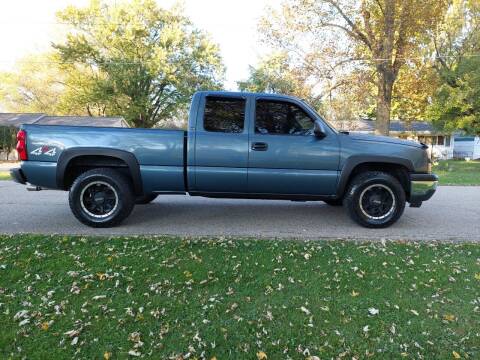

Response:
(135, 193), (158, 205)
(69, 168), (135, 227)
(344, 171), (405, 228)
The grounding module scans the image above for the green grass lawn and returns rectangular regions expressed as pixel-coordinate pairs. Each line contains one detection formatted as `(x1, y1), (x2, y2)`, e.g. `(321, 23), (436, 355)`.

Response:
(0, 171), (11, 180)
(1, 235), (479, 359)
(433, 160), (480, 185)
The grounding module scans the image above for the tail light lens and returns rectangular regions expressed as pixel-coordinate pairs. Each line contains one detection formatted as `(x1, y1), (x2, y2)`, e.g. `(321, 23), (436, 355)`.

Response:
(16, 130), (28, 161)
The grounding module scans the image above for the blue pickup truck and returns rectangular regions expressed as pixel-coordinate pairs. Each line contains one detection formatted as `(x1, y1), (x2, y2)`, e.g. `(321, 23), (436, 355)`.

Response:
(11, 91), (438, 228)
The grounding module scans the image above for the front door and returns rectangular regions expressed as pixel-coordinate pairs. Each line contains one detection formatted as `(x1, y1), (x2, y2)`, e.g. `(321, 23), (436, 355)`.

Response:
(193, 95), (249, 193)
(248, 98), (340, 195)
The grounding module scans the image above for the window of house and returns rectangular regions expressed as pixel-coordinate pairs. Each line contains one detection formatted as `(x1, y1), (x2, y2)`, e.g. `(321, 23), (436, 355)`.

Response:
(437, 136), (444, 146)
(445, 135), (451, 147)
(255, 100), (314, 135)
(204, 97), (246, 133)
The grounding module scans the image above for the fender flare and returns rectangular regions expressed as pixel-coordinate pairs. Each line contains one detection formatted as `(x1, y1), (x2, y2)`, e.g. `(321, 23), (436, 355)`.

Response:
(336, 155), (414, 197)
(56, 147), (143, 195)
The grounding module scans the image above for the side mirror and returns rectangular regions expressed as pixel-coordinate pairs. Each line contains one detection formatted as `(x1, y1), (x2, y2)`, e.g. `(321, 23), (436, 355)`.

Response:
(314, 120), (327, 138)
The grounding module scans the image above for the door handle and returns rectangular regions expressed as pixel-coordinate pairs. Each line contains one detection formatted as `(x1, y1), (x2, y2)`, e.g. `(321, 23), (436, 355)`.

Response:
(251, 142), (268, 151)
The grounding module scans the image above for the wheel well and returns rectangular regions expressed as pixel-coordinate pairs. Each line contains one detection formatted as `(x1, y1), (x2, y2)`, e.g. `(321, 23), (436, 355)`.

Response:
(345, 162), (410, 198)
(63, 155), (132, 190)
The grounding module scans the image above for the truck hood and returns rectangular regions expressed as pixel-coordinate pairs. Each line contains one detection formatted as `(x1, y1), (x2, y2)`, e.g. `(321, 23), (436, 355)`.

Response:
(344, 132), (423, 149)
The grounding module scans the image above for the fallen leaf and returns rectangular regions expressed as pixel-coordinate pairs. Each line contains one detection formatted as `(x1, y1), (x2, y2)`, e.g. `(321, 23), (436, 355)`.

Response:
(443, 314), (455, 321)
(18, 319), (30, 326)
(300, 306), (311, 315)
(64, 329), (80, 337)
(410, 309), (419, 316)
(41, 322), (49, 331)
(351, 290), (360, 297)
(97, 273), (106, 281)
(368, 307), (379, 315)
(257, 351), (267, 360)
(104, 351), (112, 360)
(452, 351), (461, 359)
(128, 350), (141, 357)
(474, 273), (480, 280)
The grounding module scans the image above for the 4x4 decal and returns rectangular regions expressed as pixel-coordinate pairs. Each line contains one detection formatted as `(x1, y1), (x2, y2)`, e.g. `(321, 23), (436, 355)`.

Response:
(30, 146), (57, 157)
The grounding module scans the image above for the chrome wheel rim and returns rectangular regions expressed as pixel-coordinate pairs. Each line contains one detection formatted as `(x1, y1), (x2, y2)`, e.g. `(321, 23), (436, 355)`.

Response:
(359, 184), (396, 220)
(80, 181), (118, 219)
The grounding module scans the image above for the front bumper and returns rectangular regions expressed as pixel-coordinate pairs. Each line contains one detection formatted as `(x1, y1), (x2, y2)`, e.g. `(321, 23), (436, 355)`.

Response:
(409, 173), (438, 205)
(10, 168), (27, 185)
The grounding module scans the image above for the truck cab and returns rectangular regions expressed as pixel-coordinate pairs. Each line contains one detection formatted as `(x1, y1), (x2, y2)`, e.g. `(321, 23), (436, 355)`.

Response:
(188, 91), (339, 196)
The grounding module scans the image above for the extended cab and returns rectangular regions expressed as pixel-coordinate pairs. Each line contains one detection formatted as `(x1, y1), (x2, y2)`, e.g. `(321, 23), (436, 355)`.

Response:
(11, 91), (438, 228)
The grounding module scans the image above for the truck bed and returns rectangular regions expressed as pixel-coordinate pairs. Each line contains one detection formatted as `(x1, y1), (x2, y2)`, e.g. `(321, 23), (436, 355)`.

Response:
(21, 124), (187, 193)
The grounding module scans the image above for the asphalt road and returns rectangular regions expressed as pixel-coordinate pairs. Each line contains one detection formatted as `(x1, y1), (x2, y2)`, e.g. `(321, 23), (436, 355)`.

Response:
(0, 180), (479, 241)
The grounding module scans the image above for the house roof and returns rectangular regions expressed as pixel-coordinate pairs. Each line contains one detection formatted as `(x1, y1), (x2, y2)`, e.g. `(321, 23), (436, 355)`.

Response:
(37, 116), (128, 127)
(0, 113), (129, 128)
(0, 113), (45, 127)
(332, 118), (442, 134)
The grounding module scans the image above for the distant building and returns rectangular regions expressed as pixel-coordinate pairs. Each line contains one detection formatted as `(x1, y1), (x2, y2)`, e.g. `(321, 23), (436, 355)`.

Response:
(0, 113), (129, 160)
(0, 113), (129, 128)
(453, 136), (480, 160)
(332, 119), (454, 160)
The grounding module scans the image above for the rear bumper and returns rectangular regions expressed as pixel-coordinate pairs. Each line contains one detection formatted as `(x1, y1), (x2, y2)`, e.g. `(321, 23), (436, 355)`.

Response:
(10, 168), (27, 185)
(409, 173), (438, 204)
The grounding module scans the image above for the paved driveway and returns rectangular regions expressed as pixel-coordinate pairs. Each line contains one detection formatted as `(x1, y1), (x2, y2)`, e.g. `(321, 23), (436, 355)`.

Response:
(0, 181), (479, 241)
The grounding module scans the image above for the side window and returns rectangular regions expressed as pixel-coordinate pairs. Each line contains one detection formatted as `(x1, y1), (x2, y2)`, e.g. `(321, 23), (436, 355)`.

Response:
(255, 100), (314, 135)
(204, 97), (245, 133)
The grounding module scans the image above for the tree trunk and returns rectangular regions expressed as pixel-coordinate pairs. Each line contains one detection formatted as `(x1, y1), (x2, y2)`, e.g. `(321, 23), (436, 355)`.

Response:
(375, 71), (394, 136)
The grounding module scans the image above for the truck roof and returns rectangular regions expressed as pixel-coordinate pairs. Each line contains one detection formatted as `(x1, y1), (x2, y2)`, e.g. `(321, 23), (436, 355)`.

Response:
(195, 90), (303, 102)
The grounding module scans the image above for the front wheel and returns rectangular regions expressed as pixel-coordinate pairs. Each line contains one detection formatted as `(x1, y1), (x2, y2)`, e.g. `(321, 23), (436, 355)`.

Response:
(344, 171), (405, 228)
(69, 168), (135, 228)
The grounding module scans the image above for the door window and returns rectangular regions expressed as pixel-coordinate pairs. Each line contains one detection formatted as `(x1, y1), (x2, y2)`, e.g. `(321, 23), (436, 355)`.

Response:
(204, 97), (245, 133)
(255, 100), (314, 136)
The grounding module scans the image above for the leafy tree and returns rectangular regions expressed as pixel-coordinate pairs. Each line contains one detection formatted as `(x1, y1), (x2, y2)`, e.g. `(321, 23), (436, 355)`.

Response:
(237, 52), (323, 110)
(52, 0), (224, 128)
(0, 126), (17, 161)
(428, 0), (480, 134)
(258, 0), (448, 134)
(0, 53), (66, 114)
(0, 0), (224, 128)
(429, 56), (480, 134)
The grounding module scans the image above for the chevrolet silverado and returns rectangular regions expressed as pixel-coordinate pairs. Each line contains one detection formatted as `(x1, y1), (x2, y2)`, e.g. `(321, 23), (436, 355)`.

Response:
(11, 91), (438, 228)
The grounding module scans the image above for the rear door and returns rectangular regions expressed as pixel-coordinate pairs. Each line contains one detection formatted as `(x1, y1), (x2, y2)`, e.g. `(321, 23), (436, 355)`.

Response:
(193, 94), (250, 193)
(248, 97), (340, 195)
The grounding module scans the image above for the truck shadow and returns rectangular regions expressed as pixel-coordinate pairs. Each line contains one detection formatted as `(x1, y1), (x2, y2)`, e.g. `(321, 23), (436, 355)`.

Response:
(126, 198), (355, 228)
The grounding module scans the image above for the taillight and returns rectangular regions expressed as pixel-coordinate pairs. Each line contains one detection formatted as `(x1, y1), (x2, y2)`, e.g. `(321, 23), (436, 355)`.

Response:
(16, 130), (28, 161)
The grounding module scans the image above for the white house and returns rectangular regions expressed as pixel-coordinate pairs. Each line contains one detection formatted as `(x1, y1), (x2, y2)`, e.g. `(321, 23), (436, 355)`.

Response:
(453, 136), (480, 160)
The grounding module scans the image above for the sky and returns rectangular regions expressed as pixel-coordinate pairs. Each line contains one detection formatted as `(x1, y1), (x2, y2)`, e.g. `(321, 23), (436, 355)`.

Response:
(0, 0), (277, 89)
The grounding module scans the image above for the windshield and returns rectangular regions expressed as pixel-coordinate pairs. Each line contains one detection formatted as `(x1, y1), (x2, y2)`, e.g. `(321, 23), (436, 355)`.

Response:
(300, 100), (339, 133)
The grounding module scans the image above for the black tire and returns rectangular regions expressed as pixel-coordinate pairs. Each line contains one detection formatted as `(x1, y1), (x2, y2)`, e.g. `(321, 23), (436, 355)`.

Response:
(344, 171), (405, 228)
(135, 193), (158, 205)
(69, 168), (135, 228)
(324, 199), (343, 206)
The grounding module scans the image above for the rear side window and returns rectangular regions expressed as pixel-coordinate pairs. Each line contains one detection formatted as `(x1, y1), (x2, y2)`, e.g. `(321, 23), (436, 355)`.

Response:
(204, 97), (246, 133)
(255, 100), (314, 135)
